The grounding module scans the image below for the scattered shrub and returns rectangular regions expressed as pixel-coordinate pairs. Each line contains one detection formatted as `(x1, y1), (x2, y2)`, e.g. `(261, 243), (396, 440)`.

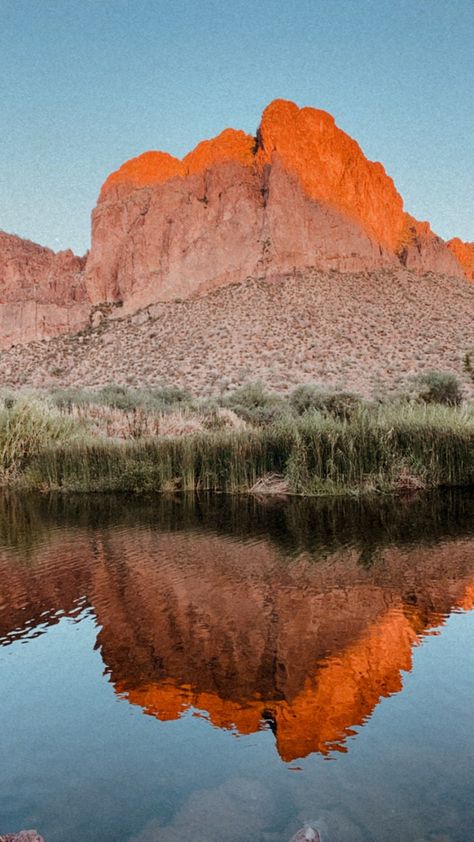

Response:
(414, 371), (463, 406)
(290, 384), (363, 420)
(223, 381), (289, 425)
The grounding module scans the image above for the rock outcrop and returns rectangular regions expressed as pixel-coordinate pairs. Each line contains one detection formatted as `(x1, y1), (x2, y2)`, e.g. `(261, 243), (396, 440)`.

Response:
(398, 216), (464, 276)
(84, 98), (467, 313)
(448, 237), (474, 280)
(1, 98), (472, 349)
(0, 232), (88, 348)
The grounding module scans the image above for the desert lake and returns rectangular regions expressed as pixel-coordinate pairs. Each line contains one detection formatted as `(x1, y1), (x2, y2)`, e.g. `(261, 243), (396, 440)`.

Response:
(1, 491), (473, 841)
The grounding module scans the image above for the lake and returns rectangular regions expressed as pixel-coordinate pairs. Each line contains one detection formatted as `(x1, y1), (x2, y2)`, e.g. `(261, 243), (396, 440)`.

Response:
(1, 491), (474, 841)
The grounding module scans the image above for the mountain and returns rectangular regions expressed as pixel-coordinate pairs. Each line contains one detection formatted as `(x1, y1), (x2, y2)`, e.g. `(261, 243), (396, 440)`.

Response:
(83, 98), (465, 314)
(0, 98), (472, 354)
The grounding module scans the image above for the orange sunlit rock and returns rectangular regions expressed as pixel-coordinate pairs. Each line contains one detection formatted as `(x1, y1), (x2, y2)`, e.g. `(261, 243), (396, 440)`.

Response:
(447, 238), (474, 281)
(84, 98), (465, 311)
(99, 151), (185, 202)
(99, 129), (255, 204)
(255, 98), (405, 250)
(184, 128), (255, 174)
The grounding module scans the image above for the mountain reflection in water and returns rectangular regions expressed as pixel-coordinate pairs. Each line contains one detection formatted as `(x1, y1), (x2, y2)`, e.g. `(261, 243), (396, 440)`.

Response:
(1, 491), (474, 764)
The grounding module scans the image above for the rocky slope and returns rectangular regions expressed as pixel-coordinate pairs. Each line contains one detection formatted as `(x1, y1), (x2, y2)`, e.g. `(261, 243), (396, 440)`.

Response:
(1, 267), (473, 397)
(1, 98), (472, 353)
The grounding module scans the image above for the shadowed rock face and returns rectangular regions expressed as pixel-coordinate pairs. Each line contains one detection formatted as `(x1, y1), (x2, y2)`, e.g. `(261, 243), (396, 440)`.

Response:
(1, 493), (474, 763)
(0, 232), (88, 347)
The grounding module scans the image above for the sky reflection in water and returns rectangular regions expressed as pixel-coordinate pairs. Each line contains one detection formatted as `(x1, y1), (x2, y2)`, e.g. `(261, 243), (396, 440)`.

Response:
(1, 491), (474, 842)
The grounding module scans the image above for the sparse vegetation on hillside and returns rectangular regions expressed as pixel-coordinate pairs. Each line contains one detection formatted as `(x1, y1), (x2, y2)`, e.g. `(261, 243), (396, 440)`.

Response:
(1, 270), (473, 400)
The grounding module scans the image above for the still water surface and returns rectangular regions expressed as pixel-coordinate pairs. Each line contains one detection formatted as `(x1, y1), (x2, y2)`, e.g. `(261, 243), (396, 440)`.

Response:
(1, 491), (474, 841)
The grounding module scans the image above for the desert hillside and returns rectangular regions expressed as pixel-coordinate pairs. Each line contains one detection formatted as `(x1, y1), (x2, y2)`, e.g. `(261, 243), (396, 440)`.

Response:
(1, 267), (473, 398)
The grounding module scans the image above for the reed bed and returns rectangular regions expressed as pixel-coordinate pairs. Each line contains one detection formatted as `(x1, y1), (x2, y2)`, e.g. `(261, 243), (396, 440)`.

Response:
(8, 401), (473, 496)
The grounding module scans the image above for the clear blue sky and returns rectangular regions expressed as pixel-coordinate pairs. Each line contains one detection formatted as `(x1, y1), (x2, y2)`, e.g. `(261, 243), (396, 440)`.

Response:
(1, 0), (472, 255)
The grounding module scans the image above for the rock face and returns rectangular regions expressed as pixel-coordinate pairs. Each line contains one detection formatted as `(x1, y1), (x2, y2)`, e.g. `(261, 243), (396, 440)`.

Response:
(84, 98), (467, 313)
(0, 98), (472, 349)
(0, 232), (88, 348)
(398, 216), (464, 276)
(448, 238), (474, 280)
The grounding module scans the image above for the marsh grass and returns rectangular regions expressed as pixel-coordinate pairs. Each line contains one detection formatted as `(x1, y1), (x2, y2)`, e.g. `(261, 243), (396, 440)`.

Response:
(17, 402), (474, 495)
(0, 398), (81, 482)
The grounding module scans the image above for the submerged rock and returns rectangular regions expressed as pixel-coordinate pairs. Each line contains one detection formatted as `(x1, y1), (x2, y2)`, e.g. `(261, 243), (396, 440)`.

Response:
(0, 832), (44, 842)
(290, 827), (321, 841)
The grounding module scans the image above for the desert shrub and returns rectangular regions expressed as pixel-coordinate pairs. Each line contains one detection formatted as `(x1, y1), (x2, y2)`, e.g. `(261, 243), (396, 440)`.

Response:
(290, 384), (363, 420)
(50, 386), (94, 411)
(148, 385), (192, 406)
(96, 384), (143, 411)
(51, 384), (193, 414)
(224, 381), (271, 410)
(414, 371), (463, 406)
(222, 381), (289, 425)
(0, 390), (17, 411)
(91, 384), (192, 412)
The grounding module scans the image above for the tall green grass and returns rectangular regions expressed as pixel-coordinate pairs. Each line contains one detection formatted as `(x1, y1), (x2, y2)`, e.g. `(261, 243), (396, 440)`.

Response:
(0, 398), (80, 483)
(17, 403), (474, 495)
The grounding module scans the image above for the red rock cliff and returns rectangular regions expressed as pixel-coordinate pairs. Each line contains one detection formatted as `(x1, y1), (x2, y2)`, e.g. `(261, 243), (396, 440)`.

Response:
(0, 232), (89, 347)
(85, 98), (466, 311)
(447, 238), (474, 280)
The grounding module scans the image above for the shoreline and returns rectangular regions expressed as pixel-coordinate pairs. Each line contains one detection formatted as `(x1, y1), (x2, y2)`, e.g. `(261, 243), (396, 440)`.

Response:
(1, 384), (473, 497)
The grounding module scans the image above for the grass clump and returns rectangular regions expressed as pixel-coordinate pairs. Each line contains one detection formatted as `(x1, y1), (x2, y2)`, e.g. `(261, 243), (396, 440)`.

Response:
(0, 399), (81, 482)
(19, 402), (474, 496)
